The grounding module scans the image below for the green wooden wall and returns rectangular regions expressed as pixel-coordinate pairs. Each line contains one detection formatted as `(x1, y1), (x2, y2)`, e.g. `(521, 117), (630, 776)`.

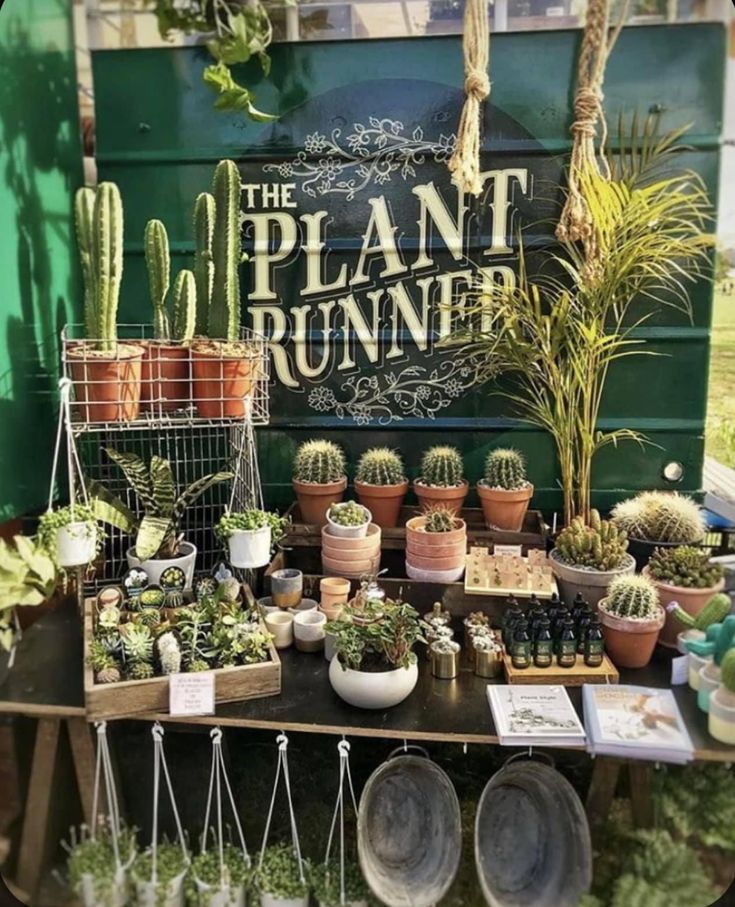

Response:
(0, 0), (83, 522)
(92, 24), (726, 514)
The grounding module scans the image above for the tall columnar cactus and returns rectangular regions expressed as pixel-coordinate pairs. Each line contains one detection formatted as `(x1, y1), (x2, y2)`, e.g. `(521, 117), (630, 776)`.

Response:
(75, 187), (96, 339)
(420, 446), (464, 487)
(612, 491), (705, 544)
(293, 439), (346, 484)
(605, 575), (660, 619)
(209, 160), (241, 341)
(555, 509), (629, 571)
(671, 592), (732, 631)
(144, 219), (171, 340)
(355, 448), (406, 486)
(193, 192), (215, 335)
(482, 448), (528, 490)
(171, 270), (196, 342)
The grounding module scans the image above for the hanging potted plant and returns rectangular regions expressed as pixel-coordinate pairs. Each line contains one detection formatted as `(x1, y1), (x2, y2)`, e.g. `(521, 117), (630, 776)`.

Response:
(413, 446), (468, 515)
(325, 501), (371, 540)
(292, 440), (347, 525)
(91, 447), (232, 588)
(645, 546), (725, 648)
(191, 843), (252, 907)
(611, 491), (707, 569)
(132, 843), (189, 907)
(37, 503), (100, 569)
(476, 448), (534, 532)
(550, 510), (635, 609)
(256, 844), (310, 907)
(354, 448), (408, 528)
(327, 599), (425, 710)
(215, 510), (289, 569)
(405, 506), (467, 583)
(66, 823), (137, 907)
(310, 860), (369, 907)
(598, 575), (665, 669)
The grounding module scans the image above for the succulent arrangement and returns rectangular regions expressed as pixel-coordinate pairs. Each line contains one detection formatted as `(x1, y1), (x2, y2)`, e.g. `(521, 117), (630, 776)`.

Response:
(36, 503), (101, 567)
(480, 448), (529, 490)
(648, 546), (724, 589)
(355, 448), (406, 486)
(326, 599), (425, 672)
(328, 501), (369, 527)
(215, 509), (289, 541)
(417, 446), (465, 487)
(423, 506), (456, 533)
(554, 510), (629, 571)
(611, 491), (705, 544)
(256, 844), (310, 901)
(602, 575), (661, 620)
(671, 592), (731, 631)
(293, 440), (346, 485)
(310, 859), (370, 907)
(0, 535), (57, 652)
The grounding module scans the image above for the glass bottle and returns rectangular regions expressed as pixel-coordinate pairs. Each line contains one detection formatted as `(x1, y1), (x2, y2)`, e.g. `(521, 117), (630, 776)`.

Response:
(584, 617), (605, 667)
(557, 618), (577, 668)
(503, 602), (523, 651)
(552, 604), (569, 652)
(511, 620), (532, 670)
(533, 618), (553, 668)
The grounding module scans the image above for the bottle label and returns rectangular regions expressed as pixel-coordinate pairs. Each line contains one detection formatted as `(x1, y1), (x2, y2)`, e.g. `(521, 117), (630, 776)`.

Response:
(558, 640), (577, 666)
(534, 640), (553, 667)
(512, 641), (531, 668)
(584, 639), (604, 666)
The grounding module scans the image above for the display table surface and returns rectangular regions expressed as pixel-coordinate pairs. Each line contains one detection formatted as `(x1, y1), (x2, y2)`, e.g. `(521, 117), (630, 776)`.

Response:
(0, 599), (733, 762)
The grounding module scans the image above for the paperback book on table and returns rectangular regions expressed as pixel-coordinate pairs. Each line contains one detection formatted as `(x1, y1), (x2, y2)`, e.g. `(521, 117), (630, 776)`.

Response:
(487, 685), (586, 748)
(582, 684), (693, 765)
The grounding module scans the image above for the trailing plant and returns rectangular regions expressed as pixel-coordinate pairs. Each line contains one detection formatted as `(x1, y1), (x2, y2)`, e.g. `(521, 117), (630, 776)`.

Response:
(611, 491), (705, 544)
(603, 575), (660, 620)
(423, 506), (457, 533)
(0, 535), (57, 651)
(90, 447), (232, 561)
(648, 546), (723, 589)
(655, 763), (735, 853)
(418, 446), (465, 487)
(310, 859), (370, 907)
(66, 824), (138, 905)
(193, 192), (215, 335)
(36, 503), (101, 567)
(481, 448), (529, 490)
(189, 843), (252, 903)
(255, 844), (309, 900)
(326, 599), (425, 672)
(293, 439), (346, 484)
(670, 592), (731, 631)
(328, 501), (369, 527)
(208, 159), (242, 343)
(441, 118), (712, 524)
(215, 509), (289, 542)
(132, 843), (188, 891)
(355, 448), (406, 486)
(554, 510), (629, 571)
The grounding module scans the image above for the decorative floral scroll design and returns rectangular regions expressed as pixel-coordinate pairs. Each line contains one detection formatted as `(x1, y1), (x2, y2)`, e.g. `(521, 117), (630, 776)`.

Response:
(307, 353), (487, 426)
(263, 119), (457, 200)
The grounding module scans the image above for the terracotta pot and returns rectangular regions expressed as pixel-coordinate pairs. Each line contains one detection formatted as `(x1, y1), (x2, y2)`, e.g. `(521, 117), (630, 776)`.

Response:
(293, 477), (347, 526)
(406, 516), (466, 545)
(413, 479), (468, 516)
(323, 553), (381, 579)
(598, 597), (665, 668)
(141, 342), (190, 411)
(405, 551), (465, 572)
(549, 549), (636, 610)
(322, 523), (381, 550)
(405, 516), (467, 580)
(644, 567), (726, 648)
(406, 536), (466, 559)
(191, 341), (261, 419)
(322, 543), (381, 564)
(320, 602), (345, 622)
(320, 577), (351, 609)
(355, 479), (409, 528)
(476, 482), (534, 531)
(68, 343), (143, 422)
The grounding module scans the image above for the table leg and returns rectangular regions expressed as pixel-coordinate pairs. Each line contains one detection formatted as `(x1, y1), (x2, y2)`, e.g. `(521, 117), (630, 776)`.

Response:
(629, 761), (654, 828)
(586, 756), (622, 829)
(66, 718), (97, 826)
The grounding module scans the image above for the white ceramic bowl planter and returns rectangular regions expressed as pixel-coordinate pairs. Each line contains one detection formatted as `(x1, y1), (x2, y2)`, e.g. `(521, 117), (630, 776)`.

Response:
(228, 525), (272, 569)
(326, 503), (372, 539)
(329, 658), (418, 709)
(127, 542), (197, 589)
(56, 521), (98, 568)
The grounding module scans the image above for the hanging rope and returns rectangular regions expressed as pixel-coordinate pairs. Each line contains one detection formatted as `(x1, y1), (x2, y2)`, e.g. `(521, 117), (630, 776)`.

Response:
(447, 0), (490, 196)
(150, 723), (189, 887)
(259, 733), (305, 885)
(324, 739), (359, 907)
(47, 377), (89, 516)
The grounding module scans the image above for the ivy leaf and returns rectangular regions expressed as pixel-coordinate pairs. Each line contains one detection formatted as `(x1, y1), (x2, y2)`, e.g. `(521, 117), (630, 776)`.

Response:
(203, 63), (277, 122)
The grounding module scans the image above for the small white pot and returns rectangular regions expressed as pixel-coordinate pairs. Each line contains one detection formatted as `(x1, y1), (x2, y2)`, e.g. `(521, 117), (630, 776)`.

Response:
(709, 687), (735, 745)
(195, 878), (247, 907)
(293, 610), (327, 652)
(127, 542), (197, 590)
(265, 611), (294, 649)
(326, 504), (371, 539)
(227, 526), (271, 569)
(329, 658), (418, 709)
(80, 868), (128, 907)
(135, 871), (187, 907)
(260, 895), (308, 907)
(689, 650), (712, 691)
(56, 521), (97, 568)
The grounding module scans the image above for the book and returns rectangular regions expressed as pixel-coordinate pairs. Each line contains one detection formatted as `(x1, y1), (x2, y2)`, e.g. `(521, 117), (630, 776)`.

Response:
(487, 684), (586, 747)
(583, 685), (693, 765)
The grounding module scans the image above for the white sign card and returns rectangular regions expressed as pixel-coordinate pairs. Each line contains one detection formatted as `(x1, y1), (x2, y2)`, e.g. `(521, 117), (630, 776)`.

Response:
(169, 672), (215, 717)
(494, 544), (523, 557)
(670, 656), (689, 687)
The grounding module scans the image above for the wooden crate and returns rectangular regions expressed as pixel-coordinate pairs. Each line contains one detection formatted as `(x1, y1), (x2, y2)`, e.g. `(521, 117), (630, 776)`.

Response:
(503, 653), (619, 687)
(83, 597), (281, 720)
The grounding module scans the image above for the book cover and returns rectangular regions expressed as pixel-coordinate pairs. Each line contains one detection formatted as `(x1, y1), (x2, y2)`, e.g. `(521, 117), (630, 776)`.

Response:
(488, 685), (585, 745)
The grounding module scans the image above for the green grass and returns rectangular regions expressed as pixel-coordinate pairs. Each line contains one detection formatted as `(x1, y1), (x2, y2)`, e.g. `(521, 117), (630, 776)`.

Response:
(705, 285), (735, 468)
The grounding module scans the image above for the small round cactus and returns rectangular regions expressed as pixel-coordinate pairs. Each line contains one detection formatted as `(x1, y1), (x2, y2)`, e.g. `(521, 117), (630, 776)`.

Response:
(328, 501), (369, 527)
(554, 510), (629, 571)
(611, 491), (705, 544)
(648, 546), (723, 589)
(157, 632), (182, 675)
(128, 660), (154, 681)
(293, 439), (346, 484)
(721, 648), (735, 694)
(424, 506), (456, 533)
(419, 446), (464, 487)
(355, 448), (406, 486)
(481, 448), (528, 490)
(605, 575), (660, 619)
(96, 665), (121, 684)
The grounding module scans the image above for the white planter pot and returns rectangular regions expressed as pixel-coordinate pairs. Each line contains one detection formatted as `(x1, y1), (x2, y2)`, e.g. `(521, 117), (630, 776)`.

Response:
(56, 521), (97, 568)
(195, 878), (247, 907)
(689, 650), (712, 691)
(326, 504), (371, 539)
(405, 561), (465, 583)
(293, 610), (327, 652)
(227, 526), (271, 569)
(135, 871), (186, 907)
(265, 611), (294, 649)
(329, 658), (418, 709)
(709, 687), (735, 745)
(126, 542), (197, 590)
(260, 895), (309, 907)
(80, 868), (128, 907)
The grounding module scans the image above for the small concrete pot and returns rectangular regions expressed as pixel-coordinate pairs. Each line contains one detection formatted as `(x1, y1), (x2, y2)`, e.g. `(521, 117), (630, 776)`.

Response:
(265, 611), (294, 649)
(271, 568), (303, 609)
(293, 610), (327, 652)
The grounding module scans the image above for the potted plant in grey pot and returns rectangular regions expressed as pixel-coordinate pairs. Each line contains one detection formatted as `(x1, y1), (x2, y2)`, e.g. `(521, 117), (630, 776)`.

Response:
(611, 490), (706, 569)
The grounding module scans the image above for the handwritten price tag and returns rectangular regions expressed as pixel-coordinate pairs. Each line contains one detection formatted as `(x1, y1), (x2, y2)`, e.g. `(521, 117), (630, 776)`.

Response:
(494, 544), (523, 557)
(169, 672), (215, 716)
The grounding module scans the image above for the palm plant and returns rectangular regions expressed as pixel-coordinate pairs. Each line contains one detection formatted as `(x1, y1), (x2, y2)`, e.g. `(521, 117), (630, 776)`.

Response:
(442, 117), (712, 524)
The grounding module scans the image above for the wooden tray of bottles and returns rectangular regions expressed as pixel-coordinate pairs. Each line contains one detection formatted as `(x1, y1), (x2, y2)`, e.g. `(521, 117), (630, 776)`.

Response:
(503, 653), (619, 686)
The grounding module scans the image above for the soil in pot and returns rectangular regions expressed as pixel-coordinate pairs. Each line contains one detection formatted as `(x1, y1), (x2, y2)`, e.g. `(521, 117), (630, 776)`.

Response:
(293, 477), (347, 526)
(141, 343), (190, 411)
(549, 550), (636, 610)
(598, 597), (665, 668)
(191, 340), (261, 419)
(476, 482), (534, 532)
(355, 479), (409, 528)
(413, 479), (468, 516)
(644, 567), (726, 649)
(68, 343), (144, 422)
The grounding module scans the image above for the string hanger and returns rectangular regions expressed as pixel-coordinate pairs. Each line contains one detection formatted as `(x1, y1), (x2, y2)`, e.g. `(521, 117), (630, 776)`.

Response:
(259, 733), (306, 885)
(324, 738), (360, 907)
(149, 723), (189, 887)
(48, 377), (89, 516)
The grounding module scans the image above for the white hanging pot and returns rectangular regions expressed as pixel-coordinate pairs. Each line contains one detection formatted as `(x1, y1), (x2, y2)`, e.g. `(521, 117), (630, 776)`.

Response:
(127, 542), (197, 589)
(196, 878), (247, 907)
(227, 526), (272, 569)
(80, 866), (129, 907)
(56, 521), (97, 568)
(260, 894), (309, 907)
(135, 870), (187, 907)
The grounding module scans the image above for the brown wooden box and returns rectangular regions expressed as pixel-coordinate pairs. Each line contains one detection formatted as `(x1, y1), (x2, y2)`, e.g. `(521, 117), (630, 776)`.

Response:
(83, 597), (281, 720)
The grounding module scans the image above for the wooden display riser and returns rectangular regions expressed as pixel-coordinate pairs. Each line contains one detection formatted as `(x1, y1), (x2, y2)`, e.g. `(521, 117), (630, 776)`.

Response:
(503, 653), (619, 686)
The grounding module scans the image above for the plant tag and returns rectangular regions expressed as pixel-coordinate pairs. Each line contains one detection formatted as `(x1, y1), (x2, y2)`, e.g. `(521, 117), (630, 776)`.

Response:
(169, 672), (215, 716)
(670, 655), (689, 686)
(494, 544), (522, 557)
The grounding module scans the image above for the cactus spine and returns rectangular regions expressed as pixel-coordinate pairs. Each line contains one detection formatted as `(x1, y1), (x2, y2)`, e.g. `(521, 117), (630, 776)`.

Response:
(420, 446), (464, 487)
(75, 187), (96, 340)
(424, 506), (456, 533)
(605, 575), (659, 619)
(293, 439), (346, 484)
(555, 509), (629, 571)
(612, 491), (705, 544)
(171, 270), (196, 342)
(193, 192), (215, 335)
(648, 546), (723, 589)
(671, 592), (731, 631)
(145, 219), (171, 340)
(355, 448), (406, 486)
(483, 448), (528, 490)
(209, 160), (241, 341)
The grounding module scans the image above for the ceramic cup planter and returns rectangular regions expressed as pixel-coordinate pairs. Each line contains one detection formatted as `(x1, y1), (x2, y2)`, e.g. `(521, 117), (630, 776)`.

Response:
(549, 549), (636, 610)
(293, 477), (347, 526)
(355, 479), (409, 528)
(195, 878), (246, 907)
(405, 516), (467, 583)
(260, 894), (308, 907)
(293, 610), (327, 652)
(329, 658), (419, 709)
(677, 628), (706, 656)
(56, 521), (98, 568)
(326, 503), (372, 539)
(413, 478), (468, 516)
(68, 343), (144, 423)
(258, 597), (317, 616)
(598, 597), (665, 669)
(191, 341), (261, 419)
(271, 568), (304, 609)
(265, 611), (294, 649)
(127, 541), (197, 589)
(320, 577), (351, 610)
(688, 650), (711, 691)
(476, 482), (534, 532)
(708, 686), (735, 744)
(643, 567), (726, 649)
(141, 343), (190, 412)
(227, 525), (271, 570)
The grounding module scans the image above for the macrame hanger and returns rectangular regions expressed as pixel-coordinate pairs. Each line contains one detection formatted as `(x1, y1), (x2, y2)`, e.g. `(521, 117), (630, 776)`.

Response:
(47, 377), (90, 518)
(259, 733), (305, 885)
(324, 739), (359, 907)
(90, 722), (126, 872)
(150, 723), (189, 887)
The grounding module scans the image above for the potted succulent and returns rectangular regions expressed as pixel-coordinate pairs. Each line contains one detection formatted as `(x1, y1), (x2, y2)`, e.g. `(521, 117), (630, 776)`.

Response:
(91, 447), (232, 588)
(413, 446), (468, 515)
(645, 546), (726, 648)
(709, 648), (735, 745)
(598, 574), (665, 668)
(550, 510), (635, 609)
(69, 183), (144, 422)
(191, 843), (251, 907)
(476, 448), (534, 532)
(65, 823), (137, 907)
(326, 501), (371, 539)
(132, 843), (189, 907)
(139, 587), (165, 611)
(292, 440), (348, 525)
(310, 859), (369, 907)
(215, 509), (289, 569)
(37, 503), (100, 569)
(611, 491), (706, 569)
(256, 843), (310, 907)
(669, 592), (732, 655)
(326, 599), (425, 709)
(405, 506), (467, 583)
(354, 448), (409, 528)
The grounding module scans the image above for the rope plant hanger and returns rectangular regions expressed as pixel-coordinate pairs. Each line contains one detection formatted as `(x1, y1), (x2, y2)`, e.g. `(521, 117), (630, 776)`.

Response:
(448, 0), (491, 196)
